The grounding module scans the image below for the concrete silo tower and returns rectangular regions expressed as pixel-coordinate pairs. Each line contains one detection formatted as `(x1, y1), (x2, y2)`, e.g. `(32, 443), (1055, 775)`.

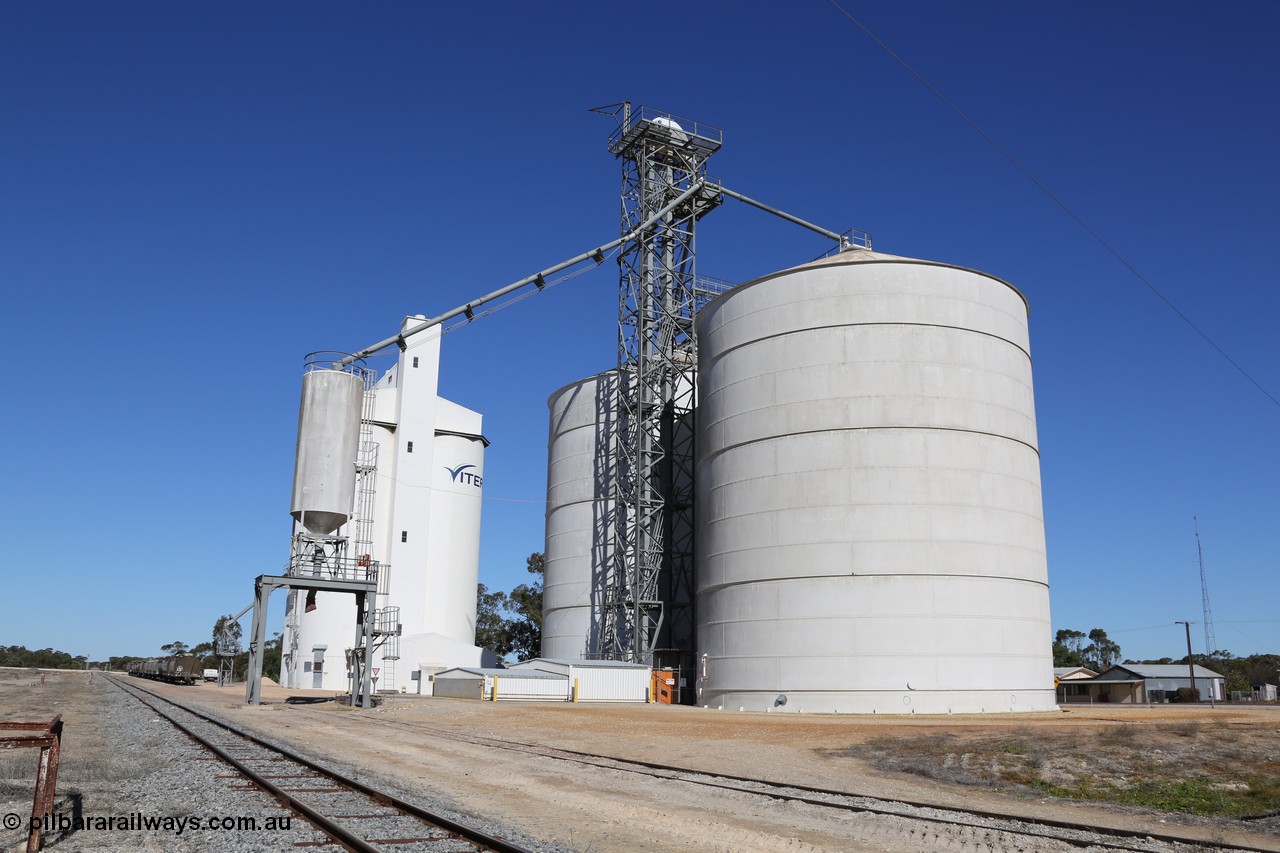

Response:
(284, 317), (490, 693)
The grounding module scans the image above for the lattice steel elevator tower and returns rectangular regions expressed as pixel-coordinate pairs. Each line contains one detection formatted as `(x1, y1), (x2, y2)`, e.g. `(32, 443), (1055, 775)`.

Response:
(597, 104), (723, 666)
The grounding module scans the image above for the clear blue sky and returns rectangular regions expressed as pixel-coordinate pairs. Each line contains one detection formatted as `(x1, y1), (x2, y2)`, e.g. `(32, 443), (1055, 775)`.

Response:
(3, 2), (1276, 665)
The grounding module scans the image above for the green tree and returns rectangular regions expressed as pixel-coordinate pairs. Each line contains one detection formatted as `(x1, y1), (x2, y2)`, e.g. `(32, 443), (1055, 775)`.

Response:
(1084, 628), (1121, 671)
(160, 640), (189, 656)
(0, 646), (83, 669)
(190, 642), (214, 666)
(213, 614), (243, 656)
(1240, 653), (1280, 692)
(1052, 629), (1088, 668)
(1185, 650), (1280, 698)
(476, 583), (511, 657)
(474, 552), (546, 662)
(505, 553), (544, 661)
(262, 632), (283, 682)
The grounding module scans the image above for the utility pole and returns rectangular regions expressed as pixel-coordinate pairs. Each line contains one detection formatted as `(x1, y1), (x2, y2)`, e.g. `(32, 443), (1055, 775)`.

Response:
(1175, 620), (1198, 704)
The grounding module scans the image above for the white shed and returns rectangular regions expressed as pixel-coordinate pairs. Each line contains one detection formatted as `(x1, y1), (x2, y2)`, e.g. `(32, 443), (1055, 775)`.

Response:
(511, 658), (651, 703)
(431, 667), (568, 701)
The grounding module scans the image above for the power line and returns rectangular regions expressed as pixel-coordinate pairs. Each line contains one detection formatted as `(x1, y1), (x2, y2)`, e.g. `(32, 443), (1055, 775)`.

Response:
(1218, 623), (1278, 655)
(826, 0), (1280, 410)
(1106, 623), (1182, 635)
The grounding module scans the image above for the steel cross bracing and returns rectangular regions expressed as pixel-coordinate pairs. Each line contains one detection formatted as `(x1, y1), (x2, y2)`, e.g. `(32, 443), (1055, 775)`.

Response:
(600, 106), (723, 665)
(1195, 517), (1217, 655)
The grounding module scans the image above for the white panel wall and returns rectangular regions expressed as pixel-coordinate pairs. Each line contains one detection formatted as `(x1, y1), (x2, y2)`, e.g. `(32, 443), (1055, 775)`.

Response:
(511, 659), (650, 702)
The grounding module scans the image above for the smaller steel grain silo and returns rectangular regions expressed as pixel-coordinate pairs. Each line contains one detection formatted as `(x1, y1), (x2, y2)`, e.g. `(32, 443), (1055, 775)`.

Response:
(542, 371), (621, 659)
(290, 358), (365, 535)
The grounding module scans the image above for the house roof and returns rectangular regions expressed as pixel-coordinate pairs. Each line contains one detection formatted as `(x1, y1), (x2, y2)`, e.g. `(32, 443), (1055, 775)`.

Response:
(435, 667), (563, 679)
(1107, 664), (1225, 680)
(1054, 667), (1097, 679)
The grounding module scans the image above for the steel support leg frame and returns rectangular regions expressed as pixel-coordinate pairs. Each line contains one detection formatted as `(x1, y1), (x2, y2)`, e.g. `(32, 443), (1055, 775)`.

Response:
(246, 575), (378, 708)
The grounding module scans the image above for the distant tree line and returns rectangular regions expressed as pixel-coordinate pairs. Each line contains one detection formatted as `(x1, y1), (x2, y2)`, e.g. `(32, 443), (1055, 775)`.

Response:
(0, 646), (94, 670)
(1, 615), (282, 681)
(475, 552), (544, 662)
(0, 646), (151, 672)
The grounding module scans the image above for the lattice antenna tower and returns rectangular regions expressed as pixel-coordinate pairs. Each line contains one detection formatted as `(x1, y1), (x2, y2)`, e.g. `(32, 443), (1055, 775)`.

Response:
(1195, 516), (1216, 655)
(594, 103), (723, 665)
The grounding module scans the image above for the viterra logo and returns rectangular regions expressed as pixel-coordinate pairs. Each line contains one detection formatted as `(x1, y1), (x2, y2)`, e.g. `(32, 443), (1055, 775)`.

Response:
(445, 463), (483, 488)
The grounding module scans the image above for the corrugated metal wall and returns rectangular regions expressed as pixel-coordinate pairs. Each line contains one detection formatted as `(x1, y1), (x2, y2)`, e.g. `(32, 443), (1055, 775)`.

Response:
(511, 660), (650, 702)
(433, 668), (571, 701)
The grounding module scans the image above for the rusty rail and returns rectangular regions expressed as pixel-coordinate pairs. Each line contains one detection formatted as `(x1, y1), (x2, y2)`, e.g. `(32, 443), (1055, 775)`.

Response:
(0, 715), (64, 852)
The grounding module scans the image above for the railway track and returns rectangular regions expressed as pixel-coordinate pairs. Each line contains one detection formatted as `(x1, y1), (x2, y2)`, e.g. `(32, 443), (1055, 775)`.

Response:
(284, 705), (1276, 853)
(107, 676), (533, 853)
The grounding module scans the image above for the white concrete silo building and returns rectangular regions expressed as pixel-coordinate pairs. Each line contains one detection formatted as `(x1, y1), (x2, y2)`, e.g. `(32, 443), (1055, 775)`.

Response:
(283, 316), (489, 692)
(695, 248), (1055, 714)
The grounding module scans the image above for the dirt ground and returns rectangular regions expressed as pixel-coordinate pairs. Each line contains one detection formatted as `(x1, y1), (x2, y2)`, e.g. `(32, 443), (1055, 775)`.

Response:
(0, 670), (172, 851)
(185, 679), (1280, 851)
(5, 671), (1280, 852)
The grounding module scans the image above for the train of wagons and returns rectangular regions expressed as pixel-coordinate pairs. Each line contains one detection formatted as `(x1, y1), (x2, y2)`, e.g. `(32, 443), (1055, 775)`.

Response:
(128, 655), (204, 685)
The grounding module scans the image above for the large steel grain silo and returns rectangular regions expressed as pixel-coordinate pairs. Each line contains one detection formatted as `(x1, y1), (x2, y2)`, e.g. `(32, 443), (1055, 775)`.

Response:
(695, 248), (1054, 714)
(291, 363), (365, 535)
(542, 372), (621, 660)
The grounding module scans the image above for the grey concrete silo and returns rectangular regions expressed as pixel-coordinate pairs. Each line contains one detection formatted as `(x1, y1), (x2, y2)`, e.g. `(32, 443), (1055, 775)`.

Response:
(694, 248), (1055, 714)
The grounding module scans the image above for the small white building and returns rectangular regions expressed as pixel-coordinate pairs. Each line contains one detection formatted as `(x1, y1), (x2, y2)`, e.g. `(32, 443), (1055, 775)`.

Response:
(1120, 664), (1226, 703)
(283, 317), (490, 692)
(510, 658), (651, 702)
(432, 667), (569, 701)
(430, 659), (653, 703)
